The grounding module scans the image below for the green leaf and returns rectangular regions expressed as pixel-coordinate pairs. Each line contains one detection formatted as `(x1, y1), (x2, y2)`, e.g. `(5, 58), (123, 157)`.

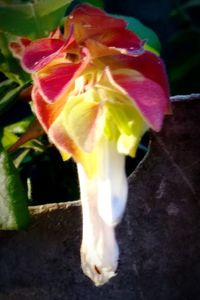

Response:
(5, 118), (45, 153)
(170, 52), (200, 82)
(111, 14), (161, 54)
(4, 116), (34, 135)
(0, 79), (23, 115)
(79, 0), (104, 8)
(0, 143), (30, 230)
(171, 0), (200, 15)
(1, 128), (18, 150)
(19, 139), (45, 152)
(13, 148), (30, 168)
(1, 117), (45, 153)
(0, 0), (73, 38)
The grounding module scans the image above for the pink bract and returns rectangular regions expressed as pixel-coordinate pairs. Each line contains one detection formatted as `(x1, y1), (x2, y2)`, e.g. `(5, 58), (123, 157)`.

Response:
(14, 3), (170, 150)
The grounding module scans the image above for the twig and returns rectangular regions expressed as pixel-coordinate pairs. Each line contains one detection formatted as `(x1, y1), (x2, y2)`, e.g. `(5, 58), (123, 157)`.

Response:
(29, 200), (81, 215)
(170, 94), (200, 102)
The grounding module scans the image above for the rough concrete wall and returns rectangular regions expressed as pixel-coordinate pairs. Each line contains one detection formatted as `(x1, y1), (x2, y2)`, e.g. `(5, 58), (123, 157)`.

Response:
(0, 100), (200, 300)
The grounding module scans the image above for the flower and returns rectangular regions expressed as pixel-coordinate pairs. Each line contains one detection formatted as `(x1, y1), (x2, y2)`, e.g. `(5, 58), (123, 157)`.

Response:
(11, 4), (170, 285)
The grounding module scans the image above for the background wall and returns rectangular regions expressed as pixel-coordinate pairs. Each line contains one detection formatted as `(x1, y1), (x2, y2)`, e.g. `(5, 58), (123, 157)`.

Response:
(0, 99), (200, 300)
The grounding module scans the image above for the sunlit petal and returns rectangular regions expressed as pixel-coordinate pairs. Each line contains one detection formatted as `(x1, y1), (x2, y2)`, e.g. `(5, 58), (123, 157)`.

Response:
(49, 116), (99, 178)
(48, 119), (76, 159)
(34, 47), (91, 103)
(95, 138), (128, 226)
(69, 4), (126, 42)
(114, 52), (170, 98)
(112, 70), (168, 131)
(32, 86), (66, 130)
(62, 95), (105, 152)
(85, 39), (121, 58)
(36, 63), (82, 103)
(92, 28), (143, 55)
(105, 102), (147, 156)
(77, 137), (128, 285)
(22, 38), (65, 72)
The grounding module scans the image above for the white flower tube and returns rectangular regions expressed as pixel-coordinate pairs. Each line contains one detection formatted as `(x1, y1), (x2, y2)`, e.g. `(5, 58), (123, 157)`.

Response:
(77, 138), (128, 286)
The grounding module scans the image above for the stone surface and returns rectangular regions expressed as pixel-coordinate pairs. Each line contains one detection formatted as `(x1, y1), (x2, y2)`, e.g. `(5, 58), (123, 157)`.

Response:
(0, 99), (200, 300)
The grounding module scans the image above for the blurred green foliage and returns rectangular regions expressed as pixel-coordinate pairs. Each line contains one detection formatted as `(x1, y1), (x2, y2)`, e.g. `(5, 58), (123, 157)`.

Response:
(0, 0), (73, 38)
(0, 0), (73, 229)
(0, 142), (30, 229)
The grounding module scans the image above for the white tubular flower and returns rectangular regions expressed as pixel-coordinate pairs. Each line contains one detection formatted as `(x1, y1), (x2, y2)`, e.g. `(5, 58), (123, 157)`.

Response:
(78, 138), (127, 286)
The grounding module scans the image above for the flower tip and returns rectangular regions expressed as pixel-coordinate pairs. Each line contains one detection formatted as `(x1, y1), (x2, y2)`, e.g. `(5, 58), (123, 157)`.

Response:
(81, 250), (118, 286)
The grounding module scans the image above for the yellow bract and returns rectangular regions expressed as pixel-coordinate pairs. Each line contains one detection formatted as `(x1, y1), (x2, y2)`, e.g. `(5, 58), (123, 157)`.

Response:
(56, 67), (148, 177)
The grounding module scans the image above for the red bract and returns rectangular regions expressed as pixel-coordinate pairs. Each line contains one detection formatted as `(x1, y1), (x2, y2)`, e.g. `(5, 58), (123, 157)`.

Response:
(11, 3), (170, 164)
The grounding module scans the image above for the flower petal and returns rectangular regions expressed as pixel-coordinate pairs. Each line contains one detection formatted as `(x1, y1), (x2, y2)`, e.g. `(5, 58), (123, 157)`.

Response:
(115, 52), (169, 99)
(77, 162), (119, 286)
(92, 28), (143, 55)
(49, 116), (101, 173)
(112, 70), (168, 131)
(49, 117), (102, 177)
(35, 47), (91, 103)
(62, 94), (105, 152)
(48, 120), (77, 158)
(68, 4), (126, 42)
(49, 27), (62, 39)
(22, 38), (65, 72)
(85, 37), (143, 59)
(36, 62), (82, 103)
(85, 39), (121, 58)
(95, 138), (128, 226)
(99, 52), (169, 104)
(105, 102), (147, 156)
(32, 87), (66, 130)
(100, 65), (169, 131)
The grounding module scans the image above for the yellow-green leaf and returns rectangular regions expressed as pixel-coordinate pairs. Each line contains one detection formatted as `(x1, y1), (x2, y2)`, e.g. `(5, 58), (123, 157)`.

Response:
(0, 144), (30, 230)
